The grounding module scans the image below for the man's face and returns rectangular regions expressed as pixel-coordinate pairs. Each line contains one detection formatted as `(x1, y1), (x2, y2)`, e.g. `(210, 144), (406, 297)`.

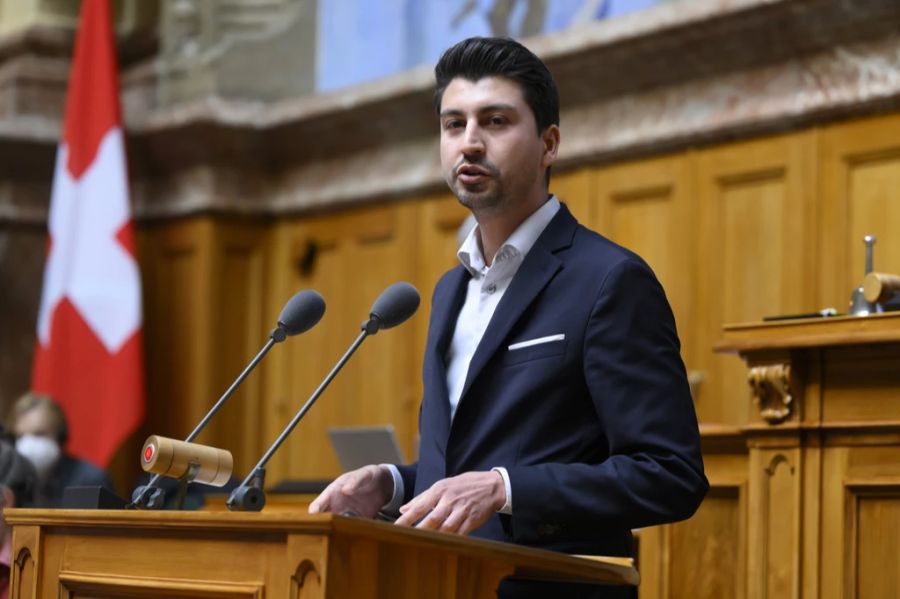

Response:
(439, 76), (555, 215)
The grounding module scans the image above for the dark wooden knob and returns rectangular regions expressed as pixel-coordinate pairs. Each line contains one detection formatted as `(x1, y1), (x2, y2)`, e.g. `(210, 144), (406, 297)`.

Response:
(863, 272), (900, 303)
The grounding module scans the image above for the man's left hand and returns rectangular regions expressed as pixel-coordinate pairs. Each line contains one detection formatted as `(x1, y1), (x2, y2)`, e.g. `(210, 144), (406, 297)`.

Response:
(394, 470), (506, 535)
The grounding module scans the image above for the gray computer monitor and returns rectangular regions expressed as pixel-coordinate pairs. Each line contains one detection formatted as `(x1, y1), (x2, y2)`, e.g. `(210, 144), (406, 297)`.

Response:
(328, 425), (405, 472)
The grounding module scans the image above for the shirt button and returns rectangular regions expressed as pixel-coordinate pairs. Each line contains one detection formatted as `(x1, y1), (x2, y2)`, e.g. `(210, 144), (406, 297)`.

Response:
(485, 284), (497, 294)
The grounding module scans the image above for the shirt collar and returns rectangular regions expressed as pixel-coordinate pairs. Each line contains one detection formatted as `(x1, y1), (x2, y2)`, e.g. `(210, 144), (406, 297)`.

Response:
(457, 195), (561, 276)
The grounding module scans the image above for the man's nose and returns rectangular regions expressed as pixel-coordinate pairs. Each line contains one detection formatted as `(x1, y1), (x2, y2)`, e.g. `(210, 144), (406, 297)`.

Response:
(461, 123), (485, 155)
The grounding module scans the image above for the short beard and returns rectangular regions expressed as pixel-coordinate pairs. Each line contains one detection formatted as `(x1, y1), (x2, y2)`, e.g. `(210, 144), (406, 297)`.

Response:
(449, 161), (506, 216)
(455, 183), (507, 216)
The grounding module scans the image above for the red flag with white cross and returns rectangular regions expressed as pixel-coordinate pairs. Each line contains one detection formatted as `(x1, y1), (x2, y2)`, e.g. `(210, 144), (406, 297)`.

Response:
(31, 0), (145, 467)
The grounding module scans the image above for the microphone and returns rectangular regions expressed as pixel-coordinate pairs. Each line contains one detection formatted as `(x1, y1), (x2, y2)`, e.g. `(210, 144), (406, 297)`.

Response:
(227, 282), (420, 511)
(141, 436), (233, 486)
(363, 281), (421, 333)
(130, 289), (326, 509)
(275, 289), (327, 338)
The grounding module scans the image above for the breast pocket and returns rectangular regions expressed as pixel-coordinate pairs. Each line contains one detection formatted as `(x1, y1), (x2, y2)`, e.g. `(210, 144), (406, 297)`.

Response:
(499, 335), (567, 367)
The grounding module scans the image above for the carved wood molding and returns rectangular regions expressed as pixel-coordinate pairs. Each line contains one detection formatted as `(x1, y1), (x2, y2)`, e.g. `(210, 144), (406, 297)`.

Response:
(749, 364), (793, 424)
(57, 571), (264, 598)
(290, 559), (320, 599)
(10, 524), (39, 599)
(764, 453), (795, 477)
(11, 546), (33, 599)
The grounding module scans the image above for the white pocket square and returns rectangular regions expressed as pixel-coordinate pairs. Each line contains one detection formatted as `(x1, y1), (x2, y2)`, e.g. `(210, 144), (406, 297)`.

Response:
(508, 334), (565, 351)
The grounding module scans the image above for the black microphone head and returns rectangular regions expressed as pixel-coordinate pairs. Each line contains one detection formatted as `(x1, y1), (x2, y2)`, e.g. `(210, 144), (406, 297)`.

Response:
(277, 290), (326, 337)
(366, 282), (420, 333)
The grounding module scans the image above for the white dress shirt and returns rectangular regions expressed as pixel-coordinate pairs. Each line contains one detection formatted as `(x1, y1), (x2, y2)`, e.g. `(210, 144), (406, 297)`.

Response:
(382, 196), (561, 515)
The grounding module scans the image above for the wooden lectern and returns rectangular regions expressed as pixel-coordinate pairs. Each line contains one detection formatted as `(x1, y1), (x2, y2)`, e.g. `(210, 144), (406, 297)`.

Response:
(6, 509), (637, 598)
(714, 312), (900, 599)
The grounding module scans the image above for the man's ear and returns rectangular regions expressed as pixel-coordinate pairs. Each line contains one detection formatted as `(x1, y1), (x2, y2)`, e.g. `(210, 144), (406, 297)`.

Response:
(540, 124), (561, 168)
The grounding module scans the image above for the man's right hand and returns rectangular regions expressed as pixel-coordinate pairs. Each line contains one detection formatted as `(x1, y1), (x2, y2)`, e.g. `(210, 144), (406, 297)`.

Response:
(307, 464), (393, 518)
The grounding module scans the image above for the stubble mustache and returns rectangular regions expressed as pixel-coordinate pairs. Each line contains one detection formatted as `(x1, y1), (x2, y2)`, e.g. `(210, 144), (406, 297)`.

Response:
(450, 157), (508, 214)
(453, 158), (500, 181)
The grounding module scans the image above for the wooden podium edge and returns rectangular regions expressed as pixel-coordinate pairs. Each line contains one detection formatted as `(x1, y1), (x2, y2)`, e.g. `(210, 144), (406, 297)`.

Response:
(715, 311), (900, 353)
(6, 508), (639, 586)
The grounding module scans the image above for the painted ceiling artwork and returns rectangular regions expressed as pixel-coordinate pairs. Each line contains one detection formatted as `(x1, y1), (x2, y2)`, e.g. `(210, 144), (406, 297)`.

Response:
(317, 0), (668, 91)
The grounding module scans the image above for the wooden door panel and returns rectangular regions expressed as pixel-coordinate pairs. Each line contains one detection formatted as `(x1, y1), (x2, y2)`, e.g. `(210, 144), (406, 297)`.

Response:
(139, 219), (215, 442)
(821, 113), (900, 310)
(265, 203), (419, 482)
(591, 155), (696, 397)
(207, 223), (268, 475)
(639, 448), (748, 599)
(694, 133), (815, 425)
(821, 445), (900, 599)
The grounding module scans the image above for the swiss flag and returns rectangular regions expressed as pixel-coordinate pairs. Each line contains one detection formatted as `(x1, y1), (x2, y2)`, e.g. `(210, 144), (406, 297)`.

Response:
(31, 0), (145, 467)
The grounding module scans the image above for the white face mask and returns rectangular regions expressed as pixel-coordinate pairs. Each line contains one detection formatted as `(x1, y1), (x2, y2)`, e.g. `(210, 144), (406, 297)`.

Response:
(15, 434), (61, 480)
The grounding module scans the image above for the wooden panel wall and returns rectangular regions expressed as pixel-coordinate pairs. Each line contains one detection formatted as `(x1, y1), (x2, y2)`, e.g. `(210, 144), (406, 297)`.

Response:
(591, 155), (694, 373)
(694, 133), (817, 425)
(133, 110), (900, 598)
(821, 113), (900, 308)
(639, 440), (749, 599)
(137, 218), (269, 476)
(549, 167), (592, 224)
(139, 219), (216, 442)
(815, 115), (900, 599)
(821, 444), (900, 599)
(137, 111), (900, 466)
(577, 133), (818, 426)
(747, 446), (804, 599)
(262, 203), (421, 483)
(208, 222), (269, 474)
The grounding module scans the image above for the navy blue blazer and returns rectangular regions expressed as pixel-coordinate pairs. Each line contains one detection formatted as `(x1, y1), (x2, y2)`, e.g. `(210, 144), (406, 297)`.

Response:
(397, 204), (707, 557)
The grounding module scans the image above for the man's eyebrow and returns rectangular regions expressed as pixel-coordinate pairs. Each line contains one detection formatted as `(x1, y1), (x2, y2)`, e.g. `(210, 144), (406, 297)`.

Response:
(439, 104), (518, 118)
(477, 103), (516, 114)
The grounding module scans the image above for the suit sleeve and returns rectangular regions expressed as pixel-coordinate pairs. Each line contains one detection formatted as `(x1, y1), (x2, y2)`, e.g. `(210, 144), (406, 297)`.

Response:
(395, 462), (417, 504)
(393, 393), (424, 504)
(505, 258), (708, 543)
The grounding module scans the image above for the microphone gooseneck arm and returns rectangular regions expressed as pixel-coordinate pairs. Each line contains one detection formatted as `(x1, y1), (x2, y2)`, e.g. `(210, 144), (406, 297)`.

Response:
(186, 335), (279, 444)
(131, 332), (282, 509)
(129, 289), (326, 510)
(228, 328), (370, 511)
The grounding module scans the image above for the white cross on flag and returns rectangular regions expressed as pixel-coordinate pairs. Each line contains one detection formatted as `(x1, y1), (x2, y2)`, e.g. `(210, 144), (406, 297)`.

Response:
(31, 0), (145, 467)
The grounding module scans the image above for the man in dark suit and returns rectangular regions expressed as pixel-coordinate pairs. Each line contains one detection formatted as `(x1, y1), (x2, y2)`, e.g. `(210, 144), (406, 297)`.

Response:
(310, 36), (707, 596)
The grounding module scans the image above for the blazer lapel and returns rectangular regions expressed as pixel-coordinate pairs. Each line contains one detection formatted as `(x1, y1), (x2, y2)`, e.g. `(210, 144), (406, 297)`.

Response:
(423, 265), (469, 444)
(455, 205), (577, 408)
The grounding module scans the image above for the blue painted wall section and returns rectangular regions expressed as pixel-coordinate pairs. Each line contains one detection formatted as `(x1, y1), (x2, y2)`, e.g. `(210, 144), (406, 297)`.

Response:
(316, 0), (666, 92)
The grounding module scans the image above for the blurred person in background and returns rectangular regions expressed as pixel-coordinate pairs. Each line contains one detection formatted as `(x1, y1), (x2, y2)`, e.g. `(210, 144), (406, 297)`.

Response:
(9, 393), (114, 507)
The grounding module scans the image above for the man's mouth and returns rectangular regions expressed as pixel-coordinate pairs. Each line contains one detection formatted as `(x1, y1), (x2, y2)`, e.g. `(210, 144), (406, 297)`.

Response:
(456, 164), (492, 184)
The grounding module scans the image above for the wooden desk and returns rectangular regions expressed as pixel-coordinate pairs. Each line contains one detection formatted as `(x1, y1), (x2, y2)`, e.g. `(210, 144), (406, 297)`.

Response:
(640, 313), (900, 599)
(202, 492), (316, 512)
(7, 509), (638, 598)
(715, 312), (900, 599)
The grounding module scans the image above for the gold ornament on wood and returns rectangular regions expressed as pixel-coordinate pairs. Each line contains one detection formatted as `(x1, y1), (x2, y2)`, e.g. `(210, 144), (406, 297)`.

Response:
(748, 364), (792, 424)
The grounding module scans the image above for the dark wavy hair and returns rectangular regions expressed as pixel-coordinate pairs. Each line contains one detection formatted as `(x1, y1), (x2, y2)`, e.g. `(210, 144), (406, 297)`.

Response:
(433, 36), (559, 133)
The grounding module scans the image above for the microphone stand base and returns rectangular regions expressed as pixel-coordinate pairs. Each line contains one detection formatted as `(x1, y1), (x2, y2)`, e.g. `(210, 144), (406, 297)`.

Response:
(130, 485), (166, 510)
(226, 467), (267, 512)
